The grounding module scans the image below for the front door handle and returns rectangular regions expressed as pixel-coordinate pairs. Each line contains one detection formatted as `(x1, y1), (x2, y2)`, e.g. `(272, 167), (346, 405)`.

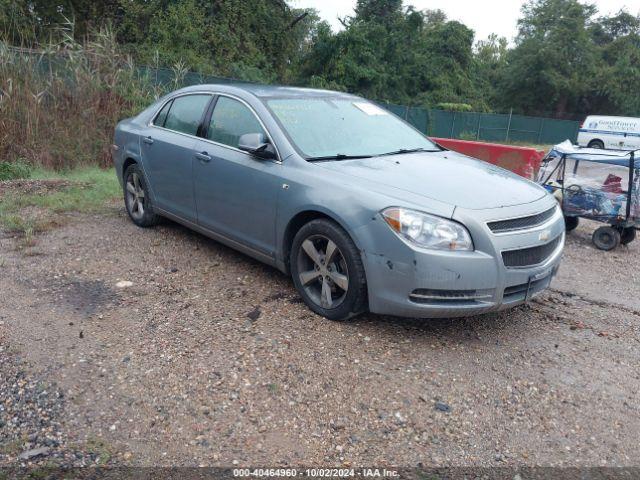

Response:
(143, 136), (154, 145)
(195, 152), (212, 163)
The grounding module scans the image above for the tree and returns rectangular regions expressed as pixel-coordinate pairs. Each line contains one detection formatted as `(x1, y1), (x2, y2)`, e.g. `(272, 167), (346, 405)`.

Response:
(499, 0), (599, 117)
(297, 2), (483, 108)
(589, 11), (640, 115)
(473, 34), (508, 110)
(118, 0), (318, 80)
(3, 0), (640, 118)
(353, 0), (403, 24)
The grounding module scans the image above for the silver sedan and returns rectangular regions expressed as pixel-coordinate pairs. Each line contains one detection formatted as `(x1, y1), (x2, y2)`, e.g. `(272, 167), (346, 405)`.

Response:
(112, 84), (564, 320)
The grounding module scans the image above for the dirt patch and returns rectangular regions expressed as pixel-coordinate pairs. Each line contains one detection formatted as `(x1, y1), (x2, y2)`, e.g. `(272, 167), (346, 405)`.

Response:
(0, 179), (83, 197)
(0, 209), (639, 468)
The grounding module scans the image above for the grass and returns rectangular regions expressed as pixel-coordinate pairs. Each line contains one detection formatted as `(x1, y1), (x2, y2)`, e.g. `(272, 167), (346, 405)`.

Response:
(28, 167), (120, 213)
(0, 160), (33, 180)
(0, 166), (120, 239)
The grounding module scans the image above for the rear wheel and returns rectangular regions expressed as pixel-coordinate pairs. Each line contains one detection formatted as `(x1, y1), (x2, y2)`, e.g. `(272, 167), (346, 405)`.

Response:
(620, 227), (636, 245)
(124, 164), (160, 227)
(564, 216), (579, 232)
(592, 226), (620, 251)
(290, 219), (367, 321)
(588, 140), (604, 149)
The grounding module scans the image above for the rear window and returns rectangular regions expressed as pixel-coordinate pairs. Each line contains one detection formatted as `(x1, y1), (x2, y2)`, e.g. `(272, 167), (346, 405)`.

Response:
(163, 94), (211, 136)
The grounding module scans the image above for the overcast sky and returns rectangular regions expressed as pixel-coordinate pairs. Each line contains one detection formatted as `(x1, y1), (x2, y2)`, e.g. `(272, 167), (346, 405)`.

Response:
(291, 0), (640, 43)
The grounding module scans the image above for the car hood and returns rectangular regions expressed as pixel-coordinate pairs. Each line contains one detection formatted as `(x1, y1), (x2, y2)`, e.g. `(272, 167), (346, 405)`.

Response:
(315, 150), (548, 210)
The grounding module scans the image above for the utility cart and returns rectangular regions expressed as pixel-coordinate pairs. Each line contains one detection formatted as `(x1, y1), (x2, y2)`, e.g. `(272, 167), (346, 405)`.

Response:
(537, 141), (639, 251)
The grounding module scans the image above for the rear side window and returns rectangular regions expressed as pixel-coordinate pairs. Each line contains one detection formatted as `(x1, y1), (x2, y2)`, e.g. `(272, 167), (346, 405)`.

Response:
(207, 96), (266, 148)
(153, 100), (173, 127)
(163, 94), (211, 136)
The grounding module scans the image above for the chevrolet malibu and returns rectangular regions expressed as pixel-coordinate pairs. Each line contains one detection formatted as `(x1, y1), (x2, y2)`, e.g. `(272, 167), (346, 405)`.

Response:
(112, 84), (565, 321)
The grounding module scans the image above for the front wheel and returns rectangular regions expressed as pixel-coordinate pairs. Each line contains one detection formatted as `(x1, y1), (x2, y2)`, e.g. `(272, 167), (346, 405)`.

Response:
(588, 140), (604, 149)
(290, 219), (367, 321)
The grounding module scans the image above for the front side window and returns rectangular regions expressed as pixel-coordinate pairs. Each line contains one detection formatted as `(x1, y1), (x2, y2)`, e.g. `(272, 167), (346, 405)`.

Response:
(163, 94), (211, 136)
(265, 97), (437, 158)
(208, 96), (266, 148)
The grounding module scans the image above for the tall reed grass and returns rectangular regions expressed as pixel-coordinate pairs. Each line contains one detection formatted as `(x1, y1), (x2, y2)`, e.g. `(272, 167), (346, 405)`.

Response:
(0, 24), (166, 171)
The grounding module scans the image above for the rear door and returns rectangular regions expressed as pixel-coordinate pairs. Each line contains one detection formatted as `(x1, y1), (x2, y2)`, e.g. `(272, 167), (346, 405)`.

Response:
(192, 95), (282, 256)
(142, 93), (212, 221)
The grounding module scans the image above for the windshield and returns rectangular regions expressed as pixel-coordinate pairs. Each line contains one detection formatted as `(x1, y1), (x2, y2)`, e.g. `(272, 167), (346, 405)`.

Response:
(265, 97), (438, 159)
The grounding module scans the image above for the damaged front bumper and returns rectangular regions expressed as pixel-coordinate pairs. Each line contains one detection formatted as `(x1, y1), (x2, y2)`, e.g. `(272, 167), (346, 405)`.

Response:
(357, 198), (565, 319)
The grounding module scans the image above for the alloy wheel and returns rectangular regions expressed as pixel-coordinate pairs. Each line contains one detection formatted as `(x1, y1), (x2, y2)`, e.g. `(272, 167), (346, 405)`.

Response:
(296, 234), (349, 309)
(126, 172), (146, 220)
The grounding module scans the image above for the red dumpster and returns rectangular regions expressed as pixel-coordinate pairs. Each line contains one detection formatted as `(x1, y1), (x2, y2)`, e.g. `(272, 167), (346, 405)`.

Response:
(430, 138), (545, 180)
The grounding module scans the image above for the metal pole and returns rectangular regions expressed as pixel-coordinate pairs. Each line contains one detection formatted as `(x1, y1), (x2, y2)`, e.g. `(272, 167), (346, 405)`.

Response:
(506, 108), (513, 142)
(626, 151), (634, 222)
(476, 113), (482, 141)
(450, 112), (456, 138)
(537, 119), (544, 144)
(561, 154), (567, 213)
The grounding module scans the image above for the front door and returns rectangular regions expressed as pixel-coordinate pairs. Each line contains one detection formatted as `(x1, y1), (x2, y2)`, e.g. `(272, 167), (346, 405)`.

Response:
(193, 95), (281, 256)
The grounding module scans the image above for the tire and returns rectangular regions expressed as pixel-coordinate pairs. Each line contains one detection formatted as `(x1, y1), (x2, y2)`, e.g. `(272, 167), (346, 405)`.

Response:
(290, 219), (367, 321)
(588, 140), (604, 149)
(592, 226), (620, 251)
(123, 164), (160, 228)
(564, 216), (579, 232)
(620, 227), (636, 245)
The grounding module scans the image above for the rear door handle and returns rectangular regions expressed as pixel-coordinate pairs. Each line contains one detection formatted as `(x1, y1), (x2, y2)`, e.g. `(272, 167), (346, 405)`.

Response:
(143, 136), (154, 145)
(195, 152), (212, 163)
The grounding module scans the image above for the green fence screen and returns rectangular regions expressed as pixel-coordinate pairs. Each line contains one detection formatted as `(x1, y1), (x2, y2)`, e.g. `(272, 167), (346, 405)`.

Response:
(380, 104), (580, 146)
(135, 65), (581, 146)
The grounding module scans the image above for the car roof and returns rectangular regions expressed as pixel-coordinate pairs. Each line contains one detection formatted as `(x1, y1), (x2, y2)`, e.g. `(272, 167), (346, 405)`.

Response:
(176, 83), (360, 100)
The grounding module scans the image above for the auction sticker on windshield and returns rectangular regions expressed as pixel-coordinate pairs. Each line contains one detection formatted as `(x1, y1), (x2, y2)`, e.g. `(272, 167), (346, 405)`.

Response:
(353, 102), (388, 116)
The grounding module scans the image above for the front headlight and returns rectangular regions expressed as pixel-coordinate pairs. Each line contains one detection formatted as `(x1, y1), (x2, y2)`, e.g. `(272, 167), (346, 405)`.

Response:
(381, 207), (473, 251)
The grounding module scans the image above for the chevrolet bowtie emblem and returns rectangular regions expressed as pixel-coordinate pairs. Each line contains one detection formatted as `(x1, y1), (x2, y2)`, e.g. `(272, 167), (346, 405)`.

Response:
(539, 230), (551, 242)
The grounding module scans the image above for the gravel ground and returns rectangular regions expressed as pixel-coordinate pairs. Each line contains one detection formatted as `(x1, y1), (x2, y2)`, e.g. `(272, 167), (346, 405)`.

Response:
(0, 337), (109, 467)
(0, 207), (639, 468)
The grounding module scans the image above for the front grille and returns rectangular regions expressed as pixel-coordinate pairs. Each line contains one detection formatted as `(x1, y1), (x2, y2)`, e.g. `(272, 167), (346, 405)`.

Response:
(488, 207), (557, 233)
(502, 235), (563, 268)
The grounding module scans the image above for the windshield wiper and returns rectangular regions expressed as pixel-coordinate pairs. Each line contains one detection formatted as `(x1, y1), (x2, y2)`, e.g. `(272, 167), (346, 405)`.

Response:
(377, 147), (441, 157)
(307, 154), (374, 162)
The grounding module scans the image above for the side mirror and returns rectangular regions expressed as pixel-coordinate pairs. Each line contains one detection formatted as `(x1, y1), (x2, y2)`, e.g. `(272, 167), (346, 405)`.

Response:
(238, 133), (277, 160)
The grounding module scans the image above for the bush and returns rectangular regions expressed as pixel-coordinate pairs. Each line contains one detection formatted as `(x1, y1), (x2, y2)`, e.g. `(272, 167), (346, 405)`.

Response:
(458, 131), (478, 141)
(0, 160), (32, 180)
(437, 103), (474, 112)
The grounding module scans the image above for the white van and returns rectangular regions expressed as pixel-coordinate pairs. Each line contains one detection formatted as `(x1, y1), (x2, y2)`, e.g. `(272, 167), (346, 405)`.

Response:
(577, 115), (640, 150)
